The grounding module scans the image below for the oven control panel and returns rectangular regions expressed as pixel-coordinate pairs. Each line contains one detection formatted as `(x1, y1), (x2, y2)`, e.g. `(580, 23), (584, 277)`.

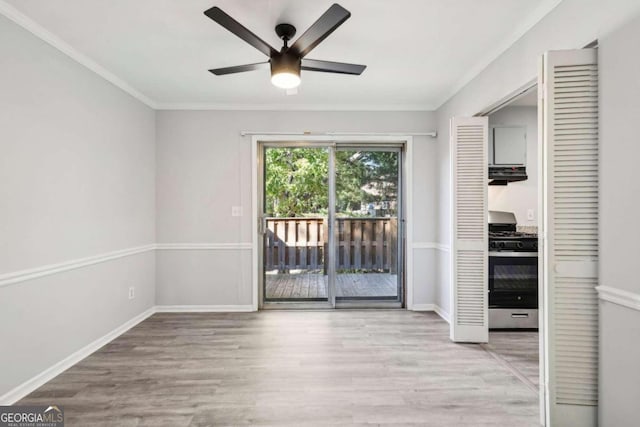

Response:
(489, 240), (538, 251)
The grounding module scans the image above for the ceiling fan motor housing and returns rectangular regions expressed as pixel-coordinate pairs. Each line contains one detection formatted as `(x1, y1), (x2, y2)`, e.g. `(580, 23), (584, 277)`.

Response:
(270, 52), (301, 78)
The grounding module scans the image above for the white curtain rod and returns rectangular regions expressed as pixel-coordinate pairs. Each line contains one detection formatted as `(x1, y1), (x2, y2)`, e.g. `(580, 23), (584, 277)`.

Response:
(240, 130), (437, 137)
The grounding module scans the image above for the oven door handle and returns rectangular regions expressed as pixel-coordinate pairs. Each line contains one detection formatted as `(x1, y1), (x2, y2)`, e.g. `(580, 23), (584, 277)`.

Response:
(489, 251), (538, 258)
(510, 313), (530, 318)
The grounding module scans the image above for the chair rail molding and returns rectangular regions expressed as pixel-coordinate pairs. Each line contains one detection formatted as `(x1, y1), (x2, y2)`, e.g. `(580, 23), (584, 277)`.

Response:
(412, 242), (450, 251)
(0, 244), (156, 288)
(155, 243), (253, 250)
(0, 242), (256, 288)
(596, 285), (640, 312)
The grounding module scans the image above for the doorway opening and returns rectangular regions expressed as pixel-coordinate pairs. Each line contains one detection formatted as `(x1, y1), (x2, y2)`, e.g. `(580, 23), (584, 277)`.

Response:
(256, 140), (407, 309)
(480, 82), (543, 409)
(470, 82), (545, 421)
(453, 47), (600, 427)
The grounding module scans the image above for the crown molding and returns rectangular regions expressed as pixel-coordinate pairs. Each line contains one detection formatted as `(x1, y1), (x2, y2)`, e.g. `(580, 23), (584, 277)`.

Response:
(433, 0), (563, 110)
(154, 103), (435, 112)
(0, 0), (158, 108)
(1, 0), (560, 113)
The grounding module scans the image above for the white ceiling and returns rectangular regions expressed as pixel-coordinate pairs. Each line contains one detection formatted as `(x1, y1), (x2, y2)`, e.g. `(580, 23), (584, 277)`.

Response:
(1, 0), (561, 110)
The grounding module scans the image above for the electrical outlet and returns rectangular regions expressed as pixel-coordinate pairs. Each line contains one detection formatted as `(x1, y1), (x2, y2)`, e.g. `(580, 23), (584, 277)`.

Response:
(231, 206), (243, 217)
(128, 287), (135, 300)
(527, 209), (535, 221)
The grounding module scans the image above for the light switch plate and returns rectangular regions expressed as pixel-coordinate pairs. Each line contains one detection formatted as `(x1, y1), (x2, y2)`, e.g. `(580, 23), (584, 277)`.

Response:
(231, 206), (243, 217)
(527, 209), (535, 221)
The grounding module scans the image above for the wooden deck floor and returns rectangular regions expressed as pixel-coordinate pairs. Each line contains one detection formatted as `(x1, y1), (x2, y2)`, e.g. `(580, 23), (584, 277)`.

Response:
(265, 272), (397, 299)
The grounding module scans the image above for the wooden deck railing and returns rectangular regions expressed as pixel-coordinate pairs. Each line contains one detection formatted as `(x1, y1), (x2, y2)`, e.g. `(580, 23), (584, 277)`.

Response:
(264, 217), (397, 273)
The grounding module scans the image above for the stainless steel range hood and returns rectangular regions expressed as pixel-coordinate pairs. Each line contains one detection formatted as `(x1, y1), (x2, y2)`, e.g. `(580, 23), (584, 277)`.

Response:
(489, 166), (528, 185)
(488, 125), (528, 185)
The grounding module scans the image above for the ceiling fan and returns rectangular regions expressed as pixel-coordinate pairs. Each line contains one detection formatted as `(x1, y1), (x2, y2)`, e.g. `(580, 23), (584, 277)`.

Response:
(204, 3), (366, 89)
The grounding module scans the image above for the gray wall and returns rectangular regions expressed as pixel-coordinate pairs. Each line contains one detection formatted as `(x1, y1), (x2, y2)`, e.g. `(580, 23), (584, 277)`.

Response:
(155, 110), (438, 307)
(433, 0), (640, 327)
(434, 1), (640, 423)
(488, 106), (538, 227)
(598, 13), (640, 427)
(0, 15), (156, 398)
(3, 0), (639, 415)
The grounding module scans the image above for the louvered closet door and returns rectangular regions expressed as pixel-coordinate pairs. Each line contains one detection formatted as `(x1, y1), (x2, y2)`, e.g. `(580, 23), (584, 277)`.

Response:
(450, 117), (488, 343)
(541, 48), (599, 427)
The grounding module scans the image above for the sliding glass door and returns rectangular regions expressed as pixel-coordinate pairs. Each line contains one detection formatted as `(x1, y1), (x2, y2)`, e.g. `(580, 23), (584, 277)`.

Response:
(335, 148), (402, 304)
(262, 145), (331, 304)
(259, 143), (403, 308)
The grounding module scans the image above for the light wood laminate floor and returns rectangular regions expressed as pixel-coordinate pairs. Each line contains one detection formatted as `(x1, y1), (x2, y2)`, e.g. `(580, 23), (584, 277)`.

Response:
(18, 311), (540, 426)
(485, 331), (539, 391)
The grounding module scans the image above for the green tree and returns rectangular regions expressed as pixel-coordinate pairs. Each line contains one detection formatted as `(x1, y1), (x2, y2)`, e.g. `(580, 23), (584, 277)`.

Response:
(265, 148), (329, 217)
(265, 148), (398, 217)
(338, 151), (398, 213)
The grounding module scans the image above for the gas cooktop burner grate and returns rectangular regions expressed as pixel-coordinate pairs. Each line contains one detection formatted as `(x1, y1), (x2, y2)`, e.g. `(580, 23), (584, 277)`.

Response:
(489, 231), (538, 239)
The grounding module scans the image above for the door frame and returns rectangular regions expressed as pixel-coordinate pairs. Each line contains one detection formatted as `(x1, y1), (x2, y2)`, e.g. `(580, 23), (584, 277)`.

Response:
(257, 141), (336, 310)
(251, 135), (414, 310)
(473, 78), (546, 425)
(334, 144), (404, 309)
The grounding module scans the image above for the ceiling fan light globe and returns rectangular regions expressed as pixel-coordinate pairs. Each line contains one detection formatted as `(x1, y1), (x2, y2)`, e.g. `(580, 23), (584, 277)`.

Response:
(271, 72), (301, 89)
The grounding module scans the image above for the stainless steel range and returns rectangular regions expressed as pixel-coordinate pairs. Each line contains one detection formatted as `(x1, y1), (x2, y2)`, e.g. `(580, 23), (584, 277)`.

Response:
(488, 211), (539, 329)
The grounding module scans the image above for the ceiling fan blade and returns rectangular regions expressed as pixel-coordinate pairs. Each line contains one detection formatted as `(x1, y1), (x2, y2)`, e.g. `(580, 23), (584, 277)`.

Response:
(209, 62), (269, 75)
(301, 59), (366, 75)
(204, 7), (277, 58)
(290, 4), (351, 57)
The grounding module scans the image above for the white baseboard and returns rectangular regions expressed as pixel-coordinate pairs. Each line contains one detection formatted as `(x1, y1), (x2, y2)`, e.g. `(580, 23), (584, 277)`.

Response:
(411, 303), (435, 311)
(4, 300), (459, 405)
(0, 303), (258, 404)
(434, 305), (451, 323)
(0, 307), (155, 405)
(154, 305), (255, 313)
(411, 303), (450, 323)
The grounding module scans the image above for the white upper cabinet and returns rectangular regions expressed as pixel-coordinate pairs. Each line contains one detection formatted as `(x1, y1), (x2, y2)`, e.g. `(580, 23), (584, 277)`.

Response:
(489, 126), (526, 166)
